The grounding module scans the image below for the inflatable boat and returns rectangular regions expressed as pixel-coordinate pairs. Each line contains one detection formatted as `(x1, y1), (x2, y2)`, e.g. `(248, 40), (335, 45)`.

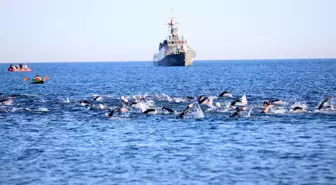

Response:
(8, 68), (32, 72)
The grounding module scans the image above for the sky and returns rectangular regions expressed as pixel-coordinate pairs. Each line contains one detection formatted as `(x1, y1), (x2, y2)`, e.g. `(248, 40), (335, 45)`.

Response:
(0, 0), (335, 62)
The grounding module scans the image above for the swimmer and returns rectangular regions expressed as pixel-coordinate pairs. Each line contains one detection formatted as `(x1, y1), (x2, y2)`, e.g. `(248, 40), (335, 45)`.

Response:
(98, 104), (106, 110)
(176, 103), (193, 119)
(121, 96), (129, 105)
(143, 108), (158, 115)
(230, 99), (241, 108)
(198, 95), (209, 104)
(8, 94), (19, 98)
(219, 91), (232, 97)
(262, 104), (274, 114)
(231, 95), (248, 108)
(106, 107), (128, 118)
(292, 106), (305, 113)
(263, 99), (284, 107)
(198, 95), (217, 108)
(317, 96), (333, 110)
(93, 96), (103, 101)
(142, 106), (176, 115)
(230, 107), (241, 118)
(79, 100), (90, 106)
(139, 96), (146, 101)
(128, 102), (138, 107)
(162, 106), (175, 114)
(230, 106), (248, 118)
(0, 99), (13, 105)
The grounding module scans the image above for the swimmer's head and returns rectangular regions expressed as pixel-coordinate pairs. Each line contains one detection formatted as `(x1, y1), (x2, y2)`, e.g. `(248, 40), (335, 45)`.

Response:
(99, 104), (105, 110)
(121, 107), (128, 113)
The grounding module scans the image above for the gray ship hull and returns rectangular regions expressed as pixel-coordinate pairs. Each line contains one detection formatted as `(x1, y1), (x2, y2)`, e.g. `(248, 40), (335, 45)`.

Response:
(153, 52), (194, 66)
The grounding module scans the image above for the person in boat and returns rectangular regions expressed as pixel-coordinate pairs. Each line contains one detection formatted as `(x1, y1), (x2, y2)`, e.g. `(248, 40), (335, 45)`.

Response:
(34, 75), (42, 81)
(9, 64), (13, 69)
(317, 96), (333, 110)
(19, 64), (23, 69)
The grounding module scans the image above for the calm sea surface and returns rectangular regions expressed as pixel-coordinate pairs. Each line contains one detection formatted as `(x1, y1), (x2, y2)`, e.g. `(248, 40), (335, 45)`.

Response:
(0, 59), (336, 184)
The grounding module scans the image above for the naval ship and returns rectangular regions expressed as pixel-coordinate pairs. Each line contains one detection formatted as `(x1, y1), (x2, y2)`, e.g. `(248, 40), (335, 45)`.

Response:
(153, 16), (196, 66)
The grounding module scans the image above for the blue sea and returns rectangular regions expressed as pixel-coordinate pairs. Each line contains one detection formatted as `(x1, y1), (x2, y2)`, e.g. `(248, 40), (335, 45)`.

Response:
(0, 59), (336, 184)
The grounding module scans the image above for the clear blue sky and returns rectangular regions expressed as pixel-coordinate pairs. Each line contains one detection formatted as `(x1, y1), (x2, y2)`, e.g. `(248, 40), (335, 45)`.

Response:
(1, 0), (335, 62)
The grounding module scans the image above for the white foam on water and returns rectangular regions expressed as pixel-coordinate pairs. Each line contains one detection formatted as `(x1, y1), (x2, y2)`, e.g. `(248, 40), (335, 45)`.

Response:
(271, 107), (287, 114)
(162, 94), (174, 102)
(63, 97), (70, 103)
(193, 103), (205, 119)
(38, 108), (49, 112)
(247, 106), (254, 117)
(173, 97), (187, 103)
(134, 102), (151, 112)
(240, 94), (248, 105)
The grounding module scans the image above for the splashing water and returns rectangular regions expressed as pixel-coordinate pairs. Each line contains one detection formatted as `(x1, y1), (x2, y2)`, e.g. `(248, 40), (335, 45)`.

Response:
(193, 103), (205, 119)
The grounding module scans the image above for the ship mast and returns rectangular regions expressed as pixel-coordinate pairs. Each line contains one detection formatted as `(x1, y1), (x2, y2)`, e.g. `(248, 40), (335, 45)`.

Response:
(168, 9), (179, 41)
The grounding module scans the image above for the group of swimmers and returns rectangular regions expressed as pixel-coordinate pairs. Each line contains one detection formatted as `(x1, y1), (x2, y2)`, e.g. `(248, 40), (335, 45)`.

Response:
(79, 91), (334, 119)
(1, 91), (334, 118)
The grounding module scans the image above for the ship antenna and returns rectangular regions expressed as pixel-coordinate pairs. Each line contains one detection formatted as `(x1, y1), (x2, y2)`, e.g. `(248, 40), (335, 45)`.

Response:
(167, 8), (179, 41)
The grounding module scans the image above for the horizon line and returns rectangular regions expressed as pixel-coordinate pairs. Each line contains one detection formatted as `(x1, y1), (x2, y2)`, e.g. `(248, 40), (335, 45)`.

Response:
(0, 57), (335, 64)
